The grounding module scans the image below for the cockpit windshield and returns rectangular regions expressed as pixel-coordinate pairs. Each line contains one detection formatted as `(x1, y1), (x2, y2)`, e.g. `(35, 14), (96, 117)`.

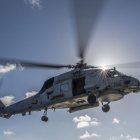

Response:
(104, 69), (124, 78)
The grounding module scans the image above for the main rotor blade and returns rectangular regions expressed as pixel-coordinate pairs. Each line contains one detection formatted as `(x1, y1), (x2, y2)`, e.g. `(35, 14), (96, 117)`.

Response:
(72, 0), (105, 60)
(104, 61), (140, 69)
(0, 58), (71, 69)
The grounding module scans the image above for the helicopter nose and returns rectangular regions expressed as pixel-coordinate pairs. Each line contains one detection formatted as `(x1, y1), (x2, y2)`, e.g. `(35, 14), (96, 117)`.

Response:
(126, 77), (140, 92)
(137, 80), (140, 87)
(130, 78), (140, 86)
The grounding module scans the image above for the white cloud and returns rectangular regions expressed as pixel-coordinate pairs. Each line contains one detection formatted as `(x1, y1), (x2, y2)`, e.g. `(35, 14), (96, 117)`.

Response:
(80, 131), (101, 139)
(73, 115), (91, 123)
(0, 96), (15, 106)
(80, 131), (91, 139)
(110, 135), (124, 140)
(91, 133), (101, 138)
(73, 115), (100, 129)
(120, 134), (124, 138)
(125, 135), (131, 139)
(3, 130), (15, 136)
(129, 138), (139, 140)
(110, 136), (119, 140)
(90, 121), (100, 126)
(110, 134), (139, 140)
(25, 91), (37, 98)
(24, 0), (42, 8)
(126, 136), (131, 139)
(112, 118), (120, 124)
(77, 122), (90, 129)
(0, 64), (16, 74)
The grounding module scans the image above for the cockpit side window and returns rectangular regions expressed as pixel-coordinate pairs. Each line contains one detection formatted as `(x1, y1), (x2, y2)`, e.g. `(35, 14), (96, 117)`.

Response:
(40, 77), (54, 93)
(114, 74), (119, 77)
(106, 70), (120, 78)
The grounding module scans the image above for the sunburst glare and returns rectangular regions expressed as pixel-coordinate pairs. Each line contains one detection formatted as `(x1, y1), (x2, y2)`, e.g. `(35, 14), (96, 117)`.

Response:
(101, 66), (108, 71)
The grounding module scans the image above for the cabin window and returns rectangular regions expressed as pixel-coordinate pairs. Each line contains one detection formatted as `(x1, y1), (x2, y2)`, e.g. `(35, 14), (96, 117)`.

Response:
(61, 83), (69, 92)
(46, 91), (53, 99)
(32, 99), (38, 104)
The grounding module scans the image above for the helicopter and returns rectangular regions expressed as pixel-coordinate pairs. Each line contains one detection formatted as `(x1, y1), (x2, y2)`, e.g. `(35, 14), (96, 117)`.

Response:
(0, 0), (140, 122)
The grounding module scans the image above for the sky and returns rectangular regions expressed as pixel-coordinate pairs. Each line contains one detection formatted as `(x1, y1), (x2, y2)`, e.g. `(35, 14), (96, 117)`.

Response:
(0, 0), (140, 140)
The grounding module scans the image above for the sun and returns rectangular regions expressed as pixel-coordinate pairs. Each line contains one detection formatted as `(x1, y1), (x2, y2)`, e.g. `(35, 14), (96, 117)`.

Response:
(101, 66), (107, 71)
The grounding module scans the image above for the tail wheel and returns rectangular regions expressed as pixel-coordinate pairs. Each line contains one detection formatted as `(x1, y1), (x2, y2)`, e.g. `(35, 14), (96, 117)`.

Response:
(102, 104), (110, 112)
(87, 94), (96, 105)
(41, 116), (48, 122)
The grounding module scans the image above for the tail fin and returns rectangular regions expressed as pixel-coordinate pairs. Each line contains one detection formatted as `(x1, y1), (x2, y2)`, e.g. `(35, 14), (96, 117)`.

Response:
(0, 100), (5, 112)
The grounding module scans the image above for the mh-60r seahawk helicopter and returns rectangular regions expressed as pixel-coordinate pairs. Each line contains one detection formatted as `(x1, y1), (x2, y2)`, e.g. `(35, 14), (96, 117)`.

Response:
(0, 0), (140, 122)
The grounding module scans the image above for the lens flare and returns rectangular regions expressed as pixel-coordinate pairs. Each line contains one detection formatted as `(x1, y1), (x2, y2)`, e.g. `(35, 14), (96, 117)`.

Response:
(101, 66), (107, 71)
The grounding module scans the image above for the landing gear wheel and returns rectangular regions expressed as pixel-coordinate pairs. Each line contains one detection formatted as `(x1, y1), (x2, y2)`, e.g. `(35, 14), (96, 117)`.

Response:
(87, 94), (96, 105)
(102, 104), (110, 112)
(41, 116), (48, 122)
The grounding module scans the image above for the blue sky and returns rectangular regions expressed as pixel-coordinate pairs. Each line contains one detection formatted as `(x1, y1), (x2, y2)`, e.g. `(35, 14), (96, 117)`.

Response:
(0, 0), (140, 140)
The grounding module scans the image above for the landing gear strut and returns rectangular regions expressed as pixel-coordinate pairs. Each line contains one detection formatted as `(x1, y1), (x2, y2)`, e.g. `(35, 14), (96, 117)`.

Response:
(102, 103), (110, 113)
(41, 108), (48, 122)
(87, 94), (96, 105)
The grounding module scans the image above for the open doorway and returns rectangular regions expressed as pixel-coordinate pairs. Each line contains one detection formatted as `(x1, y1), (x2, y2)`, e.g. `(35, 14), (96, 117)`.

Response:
(72, 77), (85, 96)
